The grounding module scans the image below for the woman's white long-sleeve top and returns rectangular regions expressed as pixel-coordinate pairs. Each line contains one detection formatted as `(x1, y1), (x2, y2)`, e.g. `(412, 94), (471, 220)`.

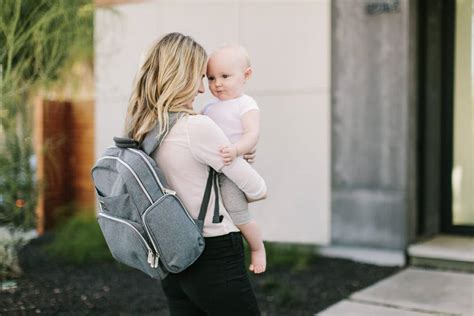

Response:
(153, 114), (267, 237)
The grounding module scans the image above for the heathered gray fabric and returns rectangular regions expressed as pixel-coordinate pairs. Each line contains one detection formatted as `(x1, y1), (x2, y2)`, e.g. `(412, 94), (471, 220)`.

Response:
(141, 112), (183, 156)
(91, 113), (210, 280)
(95, 147), (156, 213)
(143, 195), (205, 273)
(98, 215), (164, 279)
(218, 174), (251, 225)
(98, 193), (141, 223)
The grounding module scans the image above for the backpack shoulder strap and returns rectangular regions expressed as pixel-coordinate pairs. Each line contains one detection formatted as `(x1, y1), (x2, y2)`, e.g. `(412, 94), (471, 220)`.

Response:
(141, 112), (183, 155)
(140, 112), (221, 233)
(196, 168), (221, 232)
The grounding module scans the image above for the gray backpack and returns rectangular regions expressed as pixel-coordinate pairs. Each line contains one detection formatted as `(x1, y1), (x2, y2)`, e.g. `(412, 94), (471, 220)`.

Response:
(91, 114), (220, 279)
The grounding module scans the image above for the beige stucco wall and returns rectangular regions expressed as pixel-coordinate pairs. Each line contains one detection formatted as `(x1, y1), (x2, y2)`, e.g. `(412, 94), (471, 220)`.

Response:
(95, 0), (331, 244)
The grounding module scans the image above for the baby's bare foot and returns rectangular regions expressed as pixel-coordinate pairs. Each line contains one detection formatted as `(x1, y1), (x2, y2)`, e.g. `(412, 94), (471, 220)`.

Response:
(249, 247), (266, 274)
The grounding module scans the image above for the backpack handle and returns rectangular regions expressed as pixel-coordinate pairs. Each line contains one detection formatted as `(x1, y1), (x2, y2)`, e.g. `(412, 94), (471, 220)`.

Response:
(113, 137), (140, 149)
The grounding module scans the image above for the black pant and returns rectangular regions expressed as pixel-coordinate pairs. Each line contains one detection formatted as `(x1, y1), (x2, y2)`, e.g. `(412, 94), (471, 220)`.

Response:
(161, 232), (260, 315)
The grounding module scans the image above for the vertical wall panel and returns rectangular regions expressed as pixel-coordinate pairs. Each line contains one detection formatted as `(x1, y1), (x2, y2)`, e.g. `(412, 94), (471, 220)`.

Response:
(331, 0), (417, 249)
(95, 0), (331, 244)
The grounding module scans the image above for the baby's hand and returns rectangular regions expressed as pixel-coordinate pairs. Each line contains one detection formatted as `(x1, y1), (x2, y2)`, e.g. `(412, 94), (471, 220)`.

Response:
(220, 145), (238, 165)
(244, 148), (257, 164)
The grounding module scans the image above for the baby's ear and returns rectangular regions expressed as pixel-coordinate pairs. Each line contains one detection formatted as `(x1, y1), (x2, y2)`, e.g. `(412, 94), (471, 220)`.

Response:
(244, 67), (253, 81)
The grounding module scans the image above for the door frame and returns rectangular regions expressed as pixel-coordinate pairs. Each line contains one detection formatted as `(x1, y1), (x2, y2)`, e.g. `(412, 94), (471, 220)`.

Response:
(417, 0), (474, 237)
(440, 0), (474, 235)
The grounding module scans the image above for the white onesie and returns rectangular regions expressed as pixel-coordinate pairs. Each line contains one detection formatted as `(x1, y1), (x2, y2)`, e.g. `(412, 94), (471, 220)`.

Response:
(202, 94), (259, 145)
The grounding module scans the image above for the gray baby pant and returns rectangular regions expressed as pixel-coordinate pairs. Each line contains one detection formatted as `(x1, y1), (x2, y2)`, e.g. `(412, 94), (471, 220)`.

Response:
(218, 174), (251, 225)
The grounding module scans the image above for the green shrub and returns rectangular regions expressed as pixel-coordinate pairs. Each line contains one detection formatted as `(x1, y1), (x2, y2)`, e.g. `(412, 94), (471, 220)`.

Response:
(260, 275), (282, 293)
(258, 275), (302, 307)
(0, 0), (94, 232)
(44, 213), (113, 265)
(0, 0), (93, 278)
(244, 240), (319, 272)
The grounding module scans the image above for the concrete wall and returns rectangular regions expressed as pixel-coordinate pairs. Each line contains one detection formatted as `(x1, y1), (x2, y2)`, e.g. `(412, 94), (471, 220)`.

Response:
(331, 0), (417, 249)
(95, 0), (331, 244)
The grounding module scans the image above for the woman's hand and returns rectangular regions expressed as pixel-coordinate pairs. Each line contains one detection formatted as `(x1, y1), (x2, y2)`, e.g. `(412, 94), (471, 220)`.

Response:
(243, 148), (257, 164)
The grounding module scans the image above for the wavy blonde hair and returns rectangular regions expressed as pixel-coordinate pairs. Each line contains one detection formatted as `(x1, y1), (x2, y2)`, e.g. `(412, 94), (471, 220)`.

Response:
(125, 33), (207, 142)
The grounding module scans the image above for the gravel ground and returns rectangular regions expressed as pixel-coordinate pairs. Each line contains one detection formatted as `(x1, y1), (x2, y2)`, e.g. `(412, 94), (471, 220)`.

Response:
(1, 234), (400, 315)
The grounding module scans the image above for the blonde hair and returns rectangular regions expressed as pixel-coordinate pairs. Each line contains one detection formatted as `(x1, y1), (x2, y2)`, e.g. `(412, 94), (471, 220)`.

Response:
(125, 33), (207, 142)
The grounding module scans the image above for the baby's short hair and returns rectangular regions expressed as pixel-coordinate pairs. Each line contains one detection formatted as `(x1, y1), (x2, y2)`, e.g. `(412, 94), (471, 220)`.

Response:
(212, 43), (251, 68)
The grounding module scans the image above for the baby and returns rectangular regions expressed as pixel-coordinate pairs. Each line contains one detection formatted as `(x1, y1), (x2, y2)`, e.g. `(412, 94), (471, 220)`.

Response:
(203, 44), (266, 274)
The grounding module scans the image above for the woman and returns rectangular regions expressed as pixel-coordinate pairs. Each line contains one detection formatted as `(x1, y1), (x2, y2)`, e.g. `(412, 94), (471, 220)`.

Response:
(124, 33), (266, 315)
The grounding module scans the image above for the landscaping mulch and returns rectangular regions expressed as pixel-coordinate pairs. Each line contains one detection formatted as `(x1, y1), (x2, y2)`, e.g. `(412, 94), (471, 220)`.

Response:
(1, 234), (400, 315)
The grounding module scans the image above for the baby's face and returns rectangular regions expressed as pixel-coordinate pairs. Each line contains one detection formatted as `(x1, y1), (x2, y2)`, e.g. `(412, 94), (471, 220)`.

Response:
(207, 49), (249, 101)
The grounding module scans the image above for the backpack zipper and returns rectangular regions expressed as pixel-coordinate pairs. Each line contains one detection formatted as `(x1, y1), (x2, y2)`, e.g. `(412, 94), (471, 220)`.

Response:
(97, 156), (153, 204)
(98, 212), (159, 268)
(100, 149), (199, 226)
(108, 146), (177, 196)
(141, 194), (201, 272)
(127, 148), (196, 224)
(128, 148), (168, 194)
(141, 194), (197, 260)
(101, 147), (199, 267)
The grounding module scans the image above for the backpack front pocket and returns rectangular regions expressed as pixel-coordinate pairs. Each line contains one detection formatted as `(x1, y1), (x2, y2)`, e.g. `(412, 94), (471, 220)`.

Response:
(97, 193), (142, 223)
(143, 194), (205, 273)
(98, 212), (163, 279)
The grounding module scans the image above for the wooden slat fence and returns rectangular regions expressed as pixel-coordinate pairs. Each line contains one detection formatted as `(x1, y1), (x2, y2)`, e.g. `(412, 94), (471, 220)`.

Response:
(34, 99), (95, 233)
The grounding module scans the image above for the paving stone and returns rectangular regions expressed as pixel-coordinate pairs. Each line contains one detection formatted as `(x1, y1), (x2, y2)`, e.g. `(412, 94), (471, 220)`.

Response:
(318, 300), (437, 316)
(408, 235), (474, 262)
(351, 268), (474, 316)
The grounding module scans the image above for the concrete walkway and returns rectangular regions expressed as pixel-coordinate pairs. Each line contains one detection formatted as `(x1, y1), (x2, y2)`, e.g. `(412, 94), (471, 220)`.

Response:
(318, 267), (474, 316)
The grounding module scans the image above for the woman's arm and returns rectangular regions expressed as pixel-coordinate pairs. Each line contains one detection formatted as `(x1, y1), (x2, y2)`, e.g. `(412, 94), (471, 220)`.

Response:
(187, 116), (267, 201)
(221, 158), (267, 201)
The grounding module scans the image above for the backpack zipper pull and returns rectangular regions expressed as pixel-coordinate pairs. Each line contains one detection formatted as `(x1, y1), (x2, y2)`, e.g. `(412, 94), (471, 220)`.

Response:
(163, 188), (176, 195)
(154, 255), (159, 268)
(147, 250), (153, 265)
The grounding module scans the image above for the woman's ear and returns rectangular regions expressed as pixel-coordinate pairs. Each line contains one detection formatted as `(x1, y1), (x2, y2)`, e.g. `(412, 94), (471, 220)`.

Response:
(244, 67), (253, 81)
